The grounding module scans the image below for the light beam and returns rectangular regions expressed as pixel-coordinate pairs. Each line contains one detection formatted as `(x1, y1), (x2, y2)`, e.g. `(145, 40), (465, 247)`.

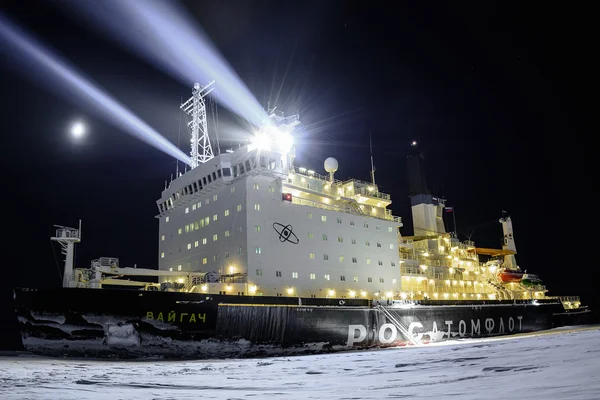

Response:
(0, 12), (191, 165)
(62, 0), (268, 127)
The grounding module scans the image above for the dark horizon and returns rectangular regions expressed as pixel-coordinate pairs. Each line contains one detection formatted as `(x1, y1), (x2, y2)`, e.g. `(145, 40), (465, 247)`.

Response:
(0, 0), (596, 330)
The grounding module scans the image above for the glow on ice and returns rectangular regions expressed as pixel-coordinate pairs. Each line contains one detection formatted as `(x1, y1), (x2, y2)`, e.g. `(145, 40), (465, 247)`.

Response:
(0, 12), (191, 165)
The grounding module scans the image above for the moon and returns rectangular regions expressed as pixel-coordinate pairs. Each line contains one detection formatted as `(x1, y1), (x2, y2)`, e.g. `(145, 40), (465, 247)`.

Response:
(71, 121), (85, 138)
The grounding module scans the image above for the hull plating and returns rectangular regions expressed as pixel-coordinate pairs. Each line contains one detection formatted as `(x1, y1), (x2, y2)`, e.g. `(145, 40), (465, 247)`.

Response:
(14, 288), (575, 358)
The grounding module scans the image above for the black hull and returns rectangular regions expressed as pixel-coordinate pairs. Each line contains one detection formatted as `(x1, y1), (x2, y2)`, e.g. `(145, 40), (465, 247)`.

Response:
(14, 287), (582, 358)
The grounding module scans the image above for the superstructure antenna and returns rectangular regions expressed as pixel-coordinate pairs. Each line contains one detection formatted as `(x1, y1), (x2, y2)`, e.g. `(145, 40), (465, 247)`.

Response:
(369, 132), (376, 186)
(176, 96), (182, 177)
(180, 81), (216, 168)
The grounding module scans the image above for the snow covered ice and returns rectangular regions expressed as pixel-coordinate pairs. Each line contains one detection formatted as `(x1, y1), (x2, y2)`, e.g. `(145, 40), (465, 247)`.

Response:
(1, 327), (599, 400)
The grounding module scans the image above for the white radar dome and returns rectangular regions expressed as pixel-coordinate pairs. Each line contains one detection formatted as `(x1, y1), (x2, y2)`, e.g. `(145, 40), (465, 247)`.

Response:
(324, 157), (339, 173)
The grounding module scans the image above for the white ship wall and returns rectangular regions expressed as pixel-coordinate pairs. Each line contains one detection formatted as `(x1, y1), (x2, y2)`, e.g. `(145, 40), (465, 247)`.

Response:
(246, 175), (401, 298)
(157, 161), (402, 299)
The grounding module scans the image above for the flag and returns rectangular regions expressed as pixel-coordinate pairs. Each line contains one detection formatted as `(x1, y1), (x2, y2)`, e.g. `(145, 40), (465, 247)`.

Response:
(445, 207), (453, 212)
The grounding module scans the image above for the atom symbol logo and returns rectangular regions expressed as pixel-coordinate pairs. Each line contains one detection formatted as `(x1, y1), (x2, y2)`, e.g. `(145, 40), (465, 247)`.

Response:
(272, 222), (299, 244)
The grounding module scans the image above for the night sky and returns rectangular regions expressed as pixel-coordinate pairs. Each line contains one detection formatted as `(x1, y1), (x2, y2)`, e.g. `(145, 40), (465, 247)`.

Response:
(0, 0), (596, 334)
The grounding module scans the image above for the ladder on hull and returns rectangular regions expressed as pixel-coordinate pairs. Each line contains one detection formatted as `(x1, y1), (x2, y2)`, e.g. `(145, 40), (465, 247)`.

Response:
(377, 305), (420, 346)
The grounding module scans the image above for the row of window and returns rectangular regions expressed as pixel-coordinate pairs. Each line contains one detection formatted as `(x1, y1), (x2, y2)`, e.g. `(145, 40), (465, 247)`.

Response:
(253, 183), (276, 193)
(160, 169), (226, 213)
(306, 213), (394, 232)
(261, 269), (395, 284)
(162, 246), (243, 260)
(163, 221), (396, 253)
(307, 252), (396, 266)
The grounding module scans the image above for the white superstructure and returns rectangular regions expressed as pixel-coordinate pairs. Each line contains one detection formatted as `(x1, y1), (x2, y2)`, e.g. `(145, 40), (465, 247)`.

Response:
(155, 107), (403, 299)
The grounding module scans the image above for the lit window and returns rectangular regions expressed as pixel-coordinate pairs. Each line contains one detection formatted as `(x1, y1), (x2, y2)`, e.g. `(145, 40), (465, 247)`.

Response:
(194, 241), (199, 247)
(204, 217), (210, 226)
(322, 234), (328, 241)
(165, 216), (170, 223)
(225, 230), (230, 237)
(338, 237), (343, 243)
(339, 256), (345, 262)
(321, 215), (327, 222)
(189, 223), (194, 232)
(376, 225), (380, 231)
(187, 243), (191, 250)
(200, 219), (205, 228)
(323, 254), (329, 260)
(255, 247), (262, 254)
(292, 272), (298, 278)
(202, 238), (207, 245)
(310, 273), (316, 280)
(276, 271), (282, 277)
(308, 233), (314, 239)
(202, 258), (207, 264)
(254, 204), (260, 211)
(222, 209), (229, 217)
(255, 225), (261, 232)
(178, 265), (182, 271)
(392, 278), (397, 284)
(256, 269), (262, 276)
(231, 187), (236, 193)
(237, 204), (242, 211)
(353, 276), (358, 282)
(337, 218), (342, 224)
(309, 252), (315, 259)
(307, 213), (313, 219)
(185, 225), (189, 233)
(213, 195), (218, 201)
(366, 258), (371, 265)
(340, 276), (346, 281)
(364, 222), (369, 228)
(390, 244), (395, 249)
(388, 227), (393, 233)
(169, 267), (173, 271)
(352, 257), (357, 263)
(350, 220), (354, 226)
(324, 274), (330, 281)
(365, 240), (370, 246)
(161, 235), (165, 241)
(197, 202), (201, 208)
(161, 252), (165, 258)
(368, 277), (372, 283)
(378, 260), (383, 266)
(213, 214), (218, 221)
(253, 183), (259, 190)
(269, 186), (275, 193)
(213, 234), (218, 241)
(194, 221), (199, 230)
(178, 228), (182, 235)
(185, 207), (189, 214)
(192, 204), (196, 211)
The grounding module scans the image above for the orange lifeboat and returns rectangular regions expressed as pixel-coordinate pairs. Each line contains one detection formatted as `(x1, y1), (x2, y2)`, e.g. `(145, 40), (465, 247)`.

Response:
(499, 269), (524, 283)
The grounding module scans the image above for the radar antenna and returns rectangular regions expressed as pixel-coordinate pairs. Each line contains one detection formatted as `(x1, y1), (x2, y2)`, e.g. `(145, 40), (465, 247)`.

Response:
(180, 81), (216, 168)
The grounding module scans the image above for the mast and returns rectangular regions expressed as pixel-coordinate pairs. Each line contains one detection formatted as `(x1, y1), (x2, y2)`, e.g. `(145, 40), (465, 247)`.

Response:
(369, 132), (376, 186)
(51, 221), (81, 288)
(180, 81), (216, 168)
